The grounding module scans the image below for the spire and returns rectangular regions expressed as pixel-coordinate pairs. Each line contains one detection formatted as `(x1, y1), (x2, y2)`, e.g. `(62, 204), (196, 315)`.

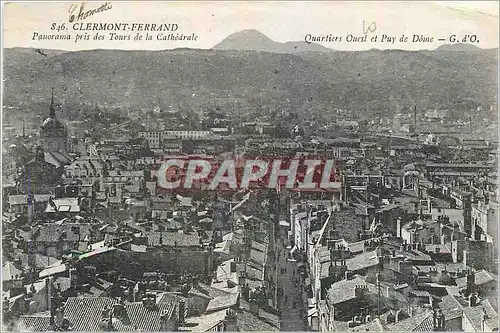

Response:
(50, 88), (55, 117)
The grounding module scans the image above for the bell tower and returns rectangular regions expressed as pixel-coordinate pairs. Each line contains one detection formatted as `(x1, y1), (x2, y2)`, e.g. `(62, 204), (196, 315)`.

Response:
(39, 88), (68, 153)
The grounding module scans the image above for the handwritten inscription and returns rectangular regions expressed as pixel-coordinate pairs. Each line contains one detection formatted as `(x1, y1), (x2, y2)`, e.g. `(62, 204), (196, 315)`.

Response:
(362, 20), (377, 35)
(68, 2), (112, 23)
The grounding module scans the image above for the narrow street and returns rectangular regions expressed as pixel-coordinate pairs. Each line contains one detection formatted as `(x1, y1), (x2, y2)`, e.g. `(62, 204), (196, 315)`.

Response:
(277, 250), (307, 331)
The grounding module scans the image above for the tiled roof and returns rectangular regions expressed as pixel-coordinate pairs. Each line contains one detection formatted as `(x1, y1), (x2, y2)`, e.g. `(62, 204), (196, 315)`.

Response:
(2, 261), (23, 281)
(64, 297), (178, 331)
(8, 194), (52, 205)
(195, 283), (231, 298)
(463, 306), (487, 332)
(216, 259), (238, 284)
(239, 300), (280, 330)
(206, 293), (240, 313)
(346, 250), (379, 272)
(44, 151), (72, 168)
(409, 290), (432, 298)
(386, 310), (434, 331)
(64, 297), (117, 331)
(18, 314), (52, 331)
(53, 277), (72, 293)
(327, 275), (377, 305)
(475, 270), (497, 285)
(30, 223), (91, 243)
(251, 240), (267, 253)
(147, 231), (201, 247)
(396, 250), (432, 262)
(347, 318), (385, 331)
(156, 292), (187, 305)
(485, 315), (499, 330)
(438, 295), (463, 320)
(123, 301), (177, 331)
(249, 248), (266, 266)
(182, 308), (227, 331)
(245, 261), (265, 281)
(45, 198), (80, 213)
(456, 270), (497, 289)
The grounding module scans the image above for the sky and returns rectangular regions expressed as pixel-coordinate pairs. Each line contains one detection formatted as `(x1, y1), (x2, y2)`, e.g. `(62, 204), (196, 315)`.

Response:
(2, 1), (499, 51)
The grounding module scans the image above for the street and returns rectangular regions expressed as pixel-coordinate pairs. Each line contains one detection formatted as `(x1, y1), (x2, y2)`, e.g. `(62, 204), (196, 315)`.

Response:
(278, 251), (307, 331)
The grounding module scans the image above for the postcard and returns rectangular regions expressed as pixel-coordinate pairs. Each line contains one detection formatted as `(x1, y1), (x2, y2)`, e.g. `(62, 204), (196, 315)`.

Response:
(2, 1), (498, 332)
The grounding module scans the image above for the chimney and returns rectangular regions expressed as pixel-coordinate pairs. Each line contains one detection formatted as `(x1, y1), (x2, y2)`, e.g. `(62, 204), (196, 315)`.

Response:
(99, 306), (113, 332)
(395, 309), (402, 322)
(238, 272), (246, 287)
(230, 262), (237, 273)
(101, 307), (111, 320)
(249, 302), (260, 317)
(224, 308), (238, 331)
(354, 285), (368, 299)
(54, 306), (65, 328)
(160, 309), (173, 331)
(482, 308), (488, 331)
(133, 283), (139, 302)
(468, 293), (479, 307)
(142, 293), (156, 310)
(178, 300), (186, 324)
(112, 303), (124, 319)
(13, 257), (22, 267)
(466, 270), (475, 297)
(433, 309), (445, 331)
(69, 268), (78, 288)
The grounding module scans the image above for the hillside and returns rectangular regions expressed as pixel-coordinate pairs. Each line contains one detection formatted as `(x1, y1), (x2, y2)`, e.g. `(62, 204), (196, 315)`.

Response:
(213, 29), (334, 53)
(435, 43), (483, 52)
(3, 45), (497, 125)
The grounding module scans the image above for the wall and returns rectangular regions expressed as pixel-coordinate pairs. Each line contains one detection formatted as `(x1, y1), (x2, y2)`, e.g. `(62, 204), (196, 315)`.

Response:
(445, 317), (462, 331)
(113, 248), (213, 279)
(187, 293), (210, 316)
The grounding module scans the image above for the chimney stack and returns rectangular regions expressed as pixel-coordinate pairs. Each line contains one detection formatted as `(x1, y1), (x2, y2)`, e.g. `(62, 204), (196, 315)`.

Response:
(178, 300), (186, 324)
(468, 293), (479, 307)
(354, 285), (368, 299)
(69, 268), (78, 288)
(224, 308), (238, 331)
(433, 309), (445, 331)
(112, 303), (124, 319)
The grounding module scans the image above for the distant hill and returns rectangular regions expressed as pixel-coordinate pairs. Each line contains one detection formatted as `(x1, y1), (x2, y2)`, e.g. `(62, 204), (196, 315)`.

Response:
(213, 29), (334, 53)
(4, 47), (67, 69)
(435, 43), (483, 52)
(2, 45), (497, 125)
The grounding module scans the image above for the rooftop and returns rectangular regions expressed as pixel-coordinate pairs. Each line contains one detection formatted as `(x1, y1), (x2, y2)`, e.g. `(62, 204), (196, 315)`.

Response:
(147, 231), (201, 247)
(327, 275), (377, 305)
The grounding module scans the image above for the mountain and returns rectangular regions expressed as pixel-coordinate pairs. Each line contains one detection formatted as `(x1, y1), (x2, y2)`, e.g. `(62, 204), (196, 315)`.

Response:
(213, 29), (334, 53)
(435, 43), (484, 52)
(2, 46), (497, 125)
(4, 47), (68, 74)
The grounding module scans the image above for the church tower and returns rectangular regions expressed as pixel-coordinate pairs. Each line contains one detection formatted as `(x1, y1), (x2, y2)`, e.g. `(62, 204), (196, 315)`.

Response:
(39, 88), (68, 153)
